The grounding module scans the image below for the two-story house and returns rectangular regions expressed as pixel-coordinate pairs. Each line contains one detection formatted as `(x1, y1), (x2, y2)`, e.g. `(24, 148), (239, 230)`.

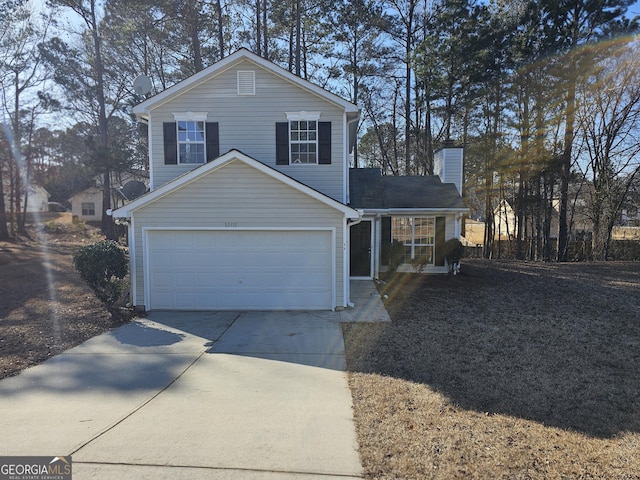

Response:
(112, 49), (467, 312)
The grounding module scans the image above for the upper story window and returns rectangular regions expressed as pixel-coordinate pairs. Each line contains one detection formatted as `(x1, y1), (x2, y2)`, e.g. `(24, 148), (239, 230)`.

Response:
(177, 120), (206, 164)
(276, 111), (331, 166)
(164, 113), (219, 166)
(290, 120), (317, 164)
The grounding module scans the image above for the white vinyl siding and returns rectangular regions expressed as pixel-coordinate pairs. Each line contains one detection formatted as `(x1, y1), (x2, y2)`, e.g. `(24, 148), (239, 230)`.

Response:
(147, 60), (345, 201)
(434, 148), (464, 196)
(129, 159), (347, 309)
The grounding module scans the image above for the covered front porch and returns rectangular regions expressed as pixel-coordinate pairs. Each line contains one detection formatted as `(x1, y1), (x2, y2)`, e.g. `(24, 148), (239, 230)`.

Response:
(349, 212), (464, 279)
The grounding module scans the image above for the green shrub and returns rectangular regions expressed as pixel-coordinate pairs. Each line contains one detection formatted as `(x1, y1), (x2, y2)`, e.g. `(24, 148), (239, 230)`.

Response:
(73, 240), (128, 305)
(443, 238), (464, 274)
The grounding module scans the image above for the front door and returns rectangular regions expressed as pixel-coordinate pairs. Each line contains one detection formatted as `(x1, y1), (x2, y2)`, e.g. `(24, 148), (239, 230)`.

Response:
(350, 221), (372, 277)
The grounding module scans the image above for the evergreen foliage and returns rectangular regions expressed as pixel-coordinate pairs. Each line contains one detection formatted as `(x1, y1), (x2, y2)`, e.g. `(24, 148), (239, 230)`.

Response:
(73, 240), (128, 305)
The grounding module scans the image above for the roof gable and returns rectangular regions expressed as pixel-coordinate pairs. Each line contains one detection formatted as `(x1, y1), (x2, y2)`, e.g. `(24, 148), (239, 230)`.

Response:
(112, 150), (360, 218)
(132, 49), (359, 118)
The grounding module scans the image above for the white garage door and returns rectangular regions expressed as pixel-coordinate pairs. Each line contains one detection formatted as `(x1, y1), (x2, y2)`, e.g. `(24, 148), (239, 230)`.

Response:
(146, 230), (333, 310)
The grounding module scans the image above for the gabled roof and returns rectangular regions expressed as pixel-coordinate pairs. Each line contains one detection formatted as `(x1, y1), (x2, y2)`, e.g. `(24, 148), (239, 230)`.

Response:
(111, 150), (360, 219)
(132, 49), (360, 119)
(349, 168), (468, 211)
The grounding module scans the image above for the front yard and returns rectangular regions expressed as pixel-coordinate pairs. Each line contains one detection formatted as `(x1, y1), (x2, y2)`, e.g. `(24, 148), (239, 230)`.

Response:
(343, 260), (640, 479)
(2, 222), (639, 478)
(0, 219), (127, 378)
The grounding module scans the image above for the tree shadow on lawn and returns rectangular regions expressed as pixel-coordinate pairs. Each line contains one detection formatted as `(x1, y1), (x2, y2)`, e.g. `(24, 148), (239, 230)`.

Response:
(342, 259), (640, 439)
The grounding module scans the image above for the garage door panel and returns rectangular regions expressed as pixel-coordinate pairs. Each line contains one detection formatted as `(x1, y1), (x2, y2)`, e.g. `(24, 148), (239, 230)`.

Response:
(174, 293), (197, 309)
(152, 272), (174, 288)
(146, 230), (333, 310)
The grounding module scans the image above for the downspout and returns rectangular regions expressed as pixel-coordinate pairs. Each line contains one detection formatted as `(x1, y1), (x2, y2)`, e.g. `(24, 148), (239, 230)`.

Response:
(344, 112), (349, 204)
(344, 113), (360, 204)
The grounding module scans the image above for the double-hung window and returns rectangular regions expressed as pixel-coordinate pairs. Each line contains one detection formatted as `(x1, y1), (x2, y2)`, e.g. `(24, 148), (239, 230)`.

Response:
(281, 111), (322, 165)
(290, 120), (317, 164)
(177, 120), (206, 164)
(82, 202), (95, 216)
(392, 217), (435, 265)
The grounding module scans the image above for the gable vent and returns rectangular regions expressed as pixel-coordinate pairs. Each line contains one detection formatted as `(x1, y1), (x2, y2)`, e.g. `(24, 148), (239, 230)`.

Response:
(237, 70), (255, 95)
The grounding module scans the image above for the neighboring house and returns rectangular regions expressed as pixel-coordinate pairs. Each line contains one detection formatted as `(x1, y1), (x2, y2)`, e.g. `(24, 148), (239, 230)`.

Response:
(621, 206), (640, 227)
(27, 184), (50, 213)
(112, 49), (468, 312)
(70, 171), (148, 222)
(69, 186), (102, 222)
(494, 199), (517, 240)
(2, 183), (50, 213)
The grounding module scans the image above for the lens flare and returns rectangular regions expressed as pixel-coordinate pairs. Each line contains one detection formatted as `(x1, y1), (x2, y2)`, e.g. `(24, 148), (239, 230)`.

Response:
(1, 119), (61, 347)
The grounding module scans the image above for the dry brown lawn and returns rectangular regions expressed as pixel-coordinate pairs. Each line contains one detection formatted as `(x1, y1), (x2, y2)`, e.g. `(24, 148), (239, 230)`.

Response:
(343, 260), (640, 479)
(2, 219), (639, 478)
(0, 217), (128, 379)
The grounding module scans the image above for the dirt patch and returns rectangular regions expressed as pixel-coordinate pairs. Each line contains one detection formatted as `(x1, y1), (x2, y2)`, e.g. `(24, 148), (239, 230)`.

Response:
(343, 260), (640, 479)
(0, 223), (131, 379)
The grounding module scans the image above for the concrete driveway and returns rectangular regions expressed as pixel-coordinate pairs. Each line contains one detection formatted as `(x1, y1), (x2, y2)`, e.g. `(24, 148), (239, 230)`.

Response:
(0, 304), (375, 479)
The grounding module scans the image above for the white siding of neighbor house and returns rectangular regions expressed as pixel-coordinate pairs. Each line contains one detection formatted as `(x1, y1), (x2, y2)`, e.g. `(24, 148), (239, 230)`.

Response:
(129, 159), (347, 309)
(148, 59), (346, 202)
(70, 188), (102, 222)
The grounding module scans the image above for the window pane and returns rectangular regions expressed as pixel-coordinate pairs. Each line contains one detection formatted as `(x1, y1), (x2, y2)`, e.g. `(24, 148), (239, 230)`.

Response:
(288, 117), (319, 165)
(391, 217), (435, 264)
(179, 144), (205, 163)
(177, 120), (205, 164)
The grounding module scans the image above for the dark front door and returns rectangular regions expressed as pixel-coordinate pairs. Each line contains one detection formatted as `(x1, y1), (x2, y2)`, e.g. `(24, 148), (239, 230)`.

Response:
(350, 221), (372, 277)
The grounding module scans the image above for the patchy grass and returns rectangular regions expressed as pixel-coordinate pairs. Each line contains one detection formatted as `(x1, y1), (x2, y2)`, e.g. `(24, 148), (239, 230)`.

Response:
(343, 259), (640, 479)
(0, 223), (129, 379)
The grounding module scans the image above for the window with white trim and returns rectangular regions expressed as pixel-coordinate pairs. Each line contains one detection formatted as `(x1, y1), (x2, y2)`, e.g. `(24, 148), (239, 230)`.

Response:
(177, 120), (206, 164)
(392, 217), (435, 265)
(82, 202), (95, 216)
(285, 111), (321, 165)
(290, 120), (317, 164)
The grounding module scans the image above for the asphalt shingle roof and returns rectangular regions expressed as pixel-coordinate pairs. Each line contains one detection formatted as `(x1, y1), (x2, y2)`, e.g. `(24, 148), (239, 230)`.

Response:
(349, 168), (466, 210)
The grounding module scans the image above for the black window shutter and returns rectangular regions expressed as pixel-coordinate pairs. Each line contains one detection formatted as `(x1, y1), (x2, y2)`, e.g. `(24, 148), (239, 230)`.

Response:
(318, 121), (331, 164)
(276, 122), (289, 165)
(163, 122), (177, 165)
(206, 122), (219, 162)
(435, 217), (446, 266)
